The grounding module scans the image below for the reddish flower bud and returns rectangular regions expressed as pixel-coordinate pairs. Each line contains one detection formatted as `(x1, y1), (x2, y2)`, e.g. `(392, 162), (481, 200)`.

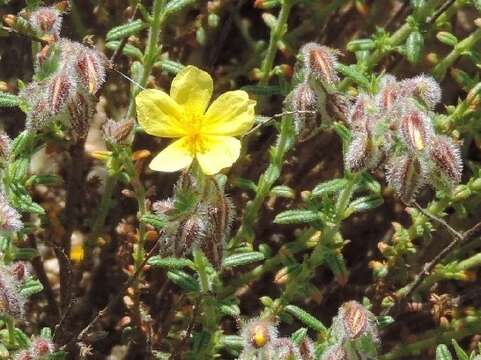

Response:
(103, 119), (134, 145)
(299, 337), (315, 360)
(48, 71), (75, 114)
(291, 82), (318, 141)
(326, 92), (351, 123)
(14, 350), (33, 360)
(301, 42), (339, 89)
(75, 48), (106, 94)
(0, 268), (25, 318)
(0, 192), (23, 233)
(429, 135), (463, 185)
(31, 337), (54, 356)
(176, 214), (206, 257)
(29, 6), (62, 39)
(345, 131), (382, 173)
(9, 262), (28, 282)
(401, 74), (441, 109)
(67, 92), (95, 140)
(0, 131), (12, 161)
(386, 155), (426, 203)
(321, 344), (347, 360)
(399, 111), (433, 152)
(152, 198), (175, 215)
(272, 337), (301, 360)
(376, 74), (400, 113)
(333, 301), (379, 343)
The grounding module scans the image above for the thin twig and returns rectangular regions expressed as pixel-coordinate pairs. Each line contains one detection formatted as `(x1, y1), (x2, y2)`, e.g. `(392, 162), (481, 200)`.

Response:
(426, 0), (456, 24)
(413, 201), (463, 240)
(73, 238), (161, 343)
(244, 110), (316, 136)
(1, 25), (48, 44)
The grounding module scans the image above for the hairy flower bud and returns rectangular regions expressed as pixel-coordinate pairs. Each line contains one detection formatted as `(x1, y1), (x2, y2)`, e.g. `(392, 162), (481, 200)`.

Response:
(48, 71), (75, 114)
(301, 42), (339, 89)
(9, 262), (28, 282)
(175, 214), (206, 257)
(31, 337), (54, 356)
(376, 74), (400, 113)
(103, 119), (134, 145)
(399, 111), (433, 152)
(29, 6), (63, 39)
(401, 74), (441, 109)
(67, 92), (95, 140)
(271, 338), (301, 360)
(75, 48), (107, 94)
(326, 92), (351, 123)
(240, 317), (278, 351)
(0, 131), (12, 161)
(0, 268), (25, 318)
(429, 136), (463, 185)
(321, 344), (347, 360)
(386, 155), (426, 203)
(332, 301), (378, 344)
(291, 82), (318, 141)
(0, 192), (23, 233)
(299, 337), (315, 360)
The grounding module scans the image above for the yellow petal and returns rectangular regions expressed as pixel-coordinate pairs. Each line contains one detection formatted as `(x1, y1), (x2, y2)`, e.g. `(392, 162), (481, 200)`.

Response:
(203, 91), (256, 136)
(136, 89), (187, 138)
(150, 137), (193, 172)
(196, 135), (241, 175)
(170, 65), (213, 117)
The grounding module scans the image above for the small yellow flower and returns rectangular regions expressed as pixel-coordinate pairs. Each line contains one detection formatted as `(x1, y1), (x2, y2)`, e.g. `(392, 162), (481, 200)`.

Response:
(135, 66), (256, 175)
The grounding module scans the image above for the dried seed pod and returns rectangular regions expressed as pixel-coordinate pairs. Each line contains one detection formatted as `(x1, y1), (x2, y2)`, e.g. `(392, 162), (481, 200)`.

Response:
(401, 74), (441, 109)
(0, 192), (23, 233)
(48, 71), (76, 114)
(67, 91), (95, 140)
(321, 344), (347, 360)
(29, 6), (63, 39)
(103, 119), (134, 144)
(75, 47), (107, 94)
(386, 155), (426, 203)
(429, 135), (463, 185)
(291, 82), (319, 141)
(301, 42), (339, 89)
(399, 111), (433, 152)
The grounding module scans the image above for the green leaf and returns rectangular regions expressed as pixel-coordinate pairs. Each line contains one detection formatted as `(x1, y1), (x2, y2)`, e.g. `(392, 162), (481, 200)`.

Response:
(25, 174), (62, 187)
(220, 335), (244, 350)
(164, 0), (197, 15)
(106, 19), (148, 41)
(274, 210), (321, 224)
(270, 185), (295, 199)
(153, 59), (185, 74)
(11, 131), (34, 159)
(241, 85), (282, 96)
(473, 0), (481, 13)
(167, 270), (199, 292)
(436, 31), (458, 47)
(436, 344), (453, 360)
(346, 38), (375, 52)
(333, 122), (352, 143)
(223, 252), (265, 268)
(311, 179), (349, 197)
(34, 43), (62, 81)
(0, 92), (19, 108)
(14, 247), (39, 260)
(14, 328), (31, 347)
(147, 256), (193, 269)
(452, 339), (469, 360)
(41, 327), (52, 339)
(336, 64), (370, 89)
(19, 278), (43, 297)
(219, 303), (240, 317)
(406, 30), (424, 64)
(290, 327), (308, 345)
(106, 41), (144, 61)
(284, 305), (327, 332)
(377, 315), (394, 328)
(345, 195), (383, 217)
(140, 213), (166, 229)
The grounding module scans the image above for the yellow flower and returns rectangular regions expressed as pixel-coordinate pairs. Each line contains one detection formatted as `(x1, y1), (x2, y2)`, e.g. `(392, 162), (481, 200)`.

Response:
(135, 66), (256, 175)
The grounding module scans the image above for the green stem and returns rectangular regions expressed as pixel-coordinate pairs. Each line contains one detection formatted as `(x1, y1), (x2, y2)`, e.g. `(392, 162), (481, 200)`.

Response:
(259, 0), (294, 86)
(230, 115), (296, 248)
(432, 28), (481, 81)
(380, 316), (481, 359)
(127, 0), (166, 117)
(6, 317), (15, 347)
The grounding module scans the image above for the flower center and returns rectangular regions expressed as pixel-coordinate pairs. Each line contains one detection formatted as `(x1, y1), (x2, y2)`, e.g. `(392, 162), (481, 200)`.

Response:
(185, 114), (207, 155)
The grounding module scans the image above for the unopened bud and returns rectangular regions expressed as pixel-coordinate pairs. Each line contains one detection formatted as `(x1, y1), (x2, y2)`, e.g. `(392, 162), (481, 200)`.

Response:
(299, 337), (315, 360)
(67, 92), (95, 140)
(399, 111), (433, 152)
(0, 192), (23, 233)
(75, 48), (106, 94)
(301, 42), (339, 89)
(386, 155), (426, 203)
(29, 6), (63, 39)
(429, 135), (463, 185)
(103, 119), (134, 144)
(0, 269), (25, 318)
(326, 92), (351, 123)
(48, 71), (75, 114)
(176, 215), (206, 257)
(272, 337), (301, 359)
(321, 344), (347, 360)
(0, 131), (12, 161)
(31, 337), (54, 356)
(291, 82), (318, 141)
(9, 262), (27, 281)
(240, 318), (278, 350)
(333, 300), (379, 343)
(401, 74), (441, 109)
(3, 15), (17, 28)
